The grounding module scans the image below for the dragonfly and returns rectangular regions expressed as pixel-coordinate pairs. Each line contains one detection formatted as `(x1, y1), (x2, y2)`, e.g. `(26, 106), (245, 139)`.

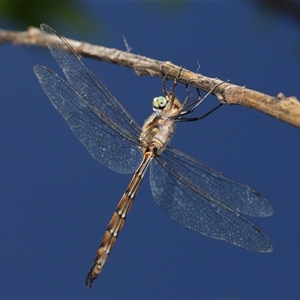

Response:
(33, 24), (273, 289)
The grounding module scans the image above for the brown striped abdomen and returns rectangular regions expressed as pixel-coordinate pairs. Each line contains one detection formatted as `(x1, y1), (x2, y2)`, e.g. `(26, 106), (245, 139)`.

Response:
(85, 151), (153, 288)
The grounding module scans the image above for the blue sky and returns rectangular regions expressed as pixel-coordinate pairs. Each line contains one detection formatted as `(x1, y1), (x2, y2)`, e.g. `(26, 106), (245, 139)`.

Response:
(1, 2), (300, 298)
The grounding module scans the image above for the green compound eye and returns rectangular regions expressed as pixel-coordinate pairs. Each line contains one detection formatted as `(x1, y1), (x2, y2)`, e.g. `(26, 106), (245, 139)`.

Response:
(153, 96), (168, 110)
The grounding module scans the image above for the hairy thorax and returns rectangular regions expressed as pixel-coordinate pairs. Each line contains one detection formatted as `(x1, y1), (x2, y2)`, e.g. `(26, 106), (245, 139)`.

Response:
(140, 96), (183, 155)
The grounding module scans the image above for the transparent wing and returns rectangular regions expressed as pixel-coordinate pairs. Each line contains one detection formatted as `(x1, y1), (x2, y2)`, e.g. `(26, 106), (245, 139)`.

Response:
(161, 147), (273, 217)
(34, 65), (142, 174)
(39, 23), (141, 140)
(150, 147), (273, 252)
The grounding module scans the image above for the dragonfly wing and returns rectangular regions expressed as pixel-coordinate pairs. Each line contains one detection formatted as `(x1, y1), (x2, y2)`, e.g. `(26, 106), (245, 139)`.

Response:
(159, 147), (273, 217)
(38, 24), (141, 139)
(150, 149), (273, 252)
(34, 65), (142, 174)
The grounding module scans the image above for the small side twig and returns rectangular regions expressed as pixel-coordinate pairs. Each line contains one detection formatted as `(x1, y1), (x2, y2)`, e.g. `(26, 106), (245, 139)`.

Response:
(0, 26), (299, 128)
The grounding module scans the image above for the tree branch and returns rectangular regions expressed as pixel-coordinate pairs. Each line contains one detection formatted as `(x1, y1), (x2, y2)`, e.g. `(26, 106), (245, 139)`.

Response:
(1, 26), (299, 128)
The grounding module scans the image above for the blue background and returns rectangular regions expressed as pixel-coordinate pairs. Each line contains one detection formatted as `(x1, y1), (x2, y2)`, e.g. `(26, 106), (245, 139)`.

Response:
(1, 2), (300, 299)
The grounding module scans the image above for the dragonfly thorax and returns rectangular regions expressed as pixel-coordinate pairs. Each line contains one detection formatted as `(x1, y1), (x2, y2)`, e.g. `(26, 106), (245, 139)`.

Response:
(140, 95), (183, 155)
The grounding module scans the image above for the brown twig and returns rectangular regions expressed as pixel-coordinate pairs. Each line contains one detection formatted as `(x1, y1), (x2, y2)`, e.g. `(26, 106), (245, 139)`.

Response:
(1, 26), (299, 128)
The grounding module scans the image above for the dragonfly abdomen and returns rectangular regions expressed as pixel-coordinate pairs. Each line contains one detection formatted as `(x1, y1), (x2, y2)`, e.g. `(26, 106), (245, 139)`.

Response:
(85, 151), (153, 288)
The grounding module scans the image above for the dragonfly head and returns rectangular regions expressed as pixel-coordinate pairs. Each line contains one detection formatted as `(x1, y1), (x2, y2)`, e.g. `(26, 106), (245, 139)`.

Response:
(152, 96), (169, 111)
